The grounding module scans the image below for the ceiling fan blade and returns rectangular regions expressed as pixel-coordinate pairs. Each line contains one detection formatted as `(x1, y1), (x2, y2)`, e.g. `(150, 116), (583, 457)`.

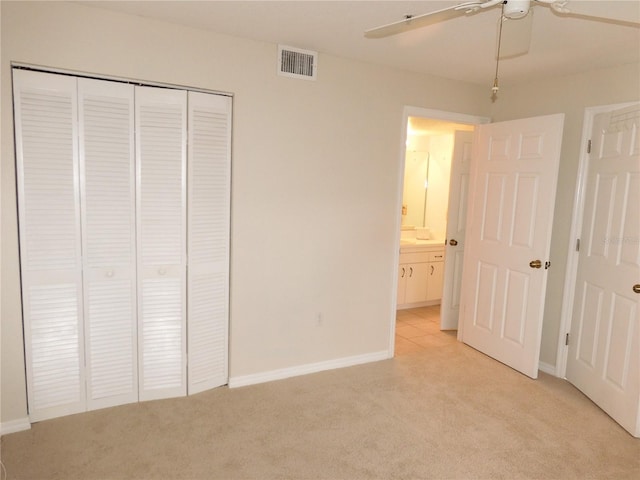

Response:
(538, 0), (640, 27)
(498, 10), (534, 59)
(364, 1), (486, 39)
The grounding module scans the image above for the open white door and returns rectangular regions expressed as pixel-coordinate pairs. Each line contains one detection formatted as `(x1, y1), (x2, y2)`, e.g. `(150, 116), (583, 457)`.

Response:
(566, 103), (640, 437)
(460, 114), (564, 379)
(441, 130), (473, 330)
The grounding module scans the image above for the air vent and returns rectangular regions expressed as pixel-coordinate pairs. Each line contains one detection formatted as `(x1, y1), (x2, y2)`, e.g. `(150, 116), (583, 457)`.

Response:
(278, 45), (317, 80)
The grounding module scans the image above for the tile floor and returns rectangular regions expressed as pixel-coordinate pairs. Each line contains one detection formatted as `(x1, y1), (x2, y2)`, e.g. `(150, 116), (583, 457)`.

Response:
(394, 305), (458, 356)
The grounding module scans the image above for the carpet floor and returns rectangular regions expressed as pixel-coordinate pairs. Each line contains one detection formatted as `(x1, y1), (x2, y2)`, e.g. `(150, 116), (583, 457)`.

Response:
(1, 340), (639, 479)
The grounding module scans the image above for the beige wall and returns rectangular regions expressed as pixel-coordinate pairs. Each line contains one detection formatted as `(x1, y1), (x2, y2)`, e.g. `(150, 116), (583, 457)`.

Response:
(489, 62), (640, 366)
(4, 1), (637, 427)
(1, 1), (489, 424)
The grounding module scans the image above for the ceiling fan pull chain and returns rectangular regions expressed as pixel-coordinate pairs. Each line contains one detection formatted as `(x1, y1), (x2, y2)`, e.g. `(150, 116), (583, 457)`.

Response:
(491, 3), (506, 101)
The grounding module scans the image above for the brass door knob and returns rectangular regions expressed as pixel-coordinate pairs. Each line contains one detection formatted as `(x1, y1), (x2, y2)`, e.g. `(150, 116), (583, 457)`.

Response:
(529, 260), (542, 269)
(449, 239), (458, 246)
(633, 284), (640, 294)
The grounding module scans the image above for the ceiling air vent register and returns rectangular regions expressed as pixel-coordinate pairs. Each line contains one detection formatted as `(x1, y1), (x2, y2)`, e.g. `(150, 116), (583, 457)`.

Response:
(278, 45), (317, 80)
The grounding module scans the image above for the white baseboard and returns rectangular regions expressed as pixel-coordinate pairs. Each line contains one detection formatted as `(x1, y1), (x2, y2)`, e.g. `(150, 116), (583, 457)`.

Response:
(1, 417), (31, 436)
(228, 350), (390, 388)
(538, 361), (558, 377)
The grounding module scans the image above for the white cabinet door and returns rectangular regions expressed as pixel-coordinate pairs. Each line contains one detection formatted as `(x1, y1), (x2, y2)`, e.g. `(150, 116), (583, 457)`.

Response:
(397, 265), (407, 305)
(404, 263), (429, 304)
(78, 78), (138, 410)
(136, 86), (187, 401)
(13, 70), (86, 422)
(426, 261), (444, 302)
(187, 91), (231, 394)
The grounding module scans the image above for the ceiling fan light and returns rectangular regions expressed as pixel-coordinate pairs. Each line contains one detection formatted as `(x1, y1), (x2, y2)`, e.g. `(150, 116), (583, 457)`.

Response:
(504, 0), (530, 19)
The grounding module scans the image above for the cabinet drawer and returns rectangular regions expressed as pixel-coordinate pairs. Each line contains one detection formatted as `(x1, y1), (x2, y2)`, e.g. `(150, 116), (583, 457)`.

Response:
(399, 252), (430, 264)
(429, 251), (444, 262)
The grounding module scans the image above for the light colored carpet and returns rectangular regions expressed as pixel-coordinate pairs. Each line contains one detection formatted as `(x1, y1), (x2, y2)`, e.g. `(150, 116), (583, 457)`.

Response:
(2, 341), (639, 479)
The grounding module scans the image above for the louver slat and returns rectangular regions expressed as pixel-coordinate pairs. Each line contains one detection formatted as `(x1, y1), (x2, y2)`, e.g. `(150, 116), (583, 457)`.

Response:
(136, 86), (187, 401)
(187, 92), (231, 393)
(78, 78), (138, 410)
(13, 70), (85, 422)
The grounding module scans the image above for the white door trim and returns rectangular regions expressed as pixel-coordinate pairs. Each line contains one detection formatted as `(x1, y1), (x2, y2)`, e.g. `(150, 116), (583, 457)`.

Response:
(389, 107), (490, 356)
(556, 101), (638, 379)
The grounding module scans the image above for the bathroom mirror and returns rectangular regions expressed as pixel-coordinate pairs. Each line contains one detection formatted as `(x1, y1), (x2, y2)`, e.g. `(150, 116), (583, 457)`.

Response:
(402, 117), (474, 240)
(402, 149), (430, 229)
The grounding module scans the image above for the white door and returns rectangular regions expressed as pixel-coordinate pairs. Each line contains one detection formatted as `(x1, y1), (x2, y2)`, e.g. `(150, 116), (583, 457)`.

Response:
(136, 86), (188, 401)
(566, 103), (640, 437)
(187, 91), (232, 394)
(460, 114), (565, 379)
(78, 78), (138, 411)
(441, 130), (474, 330)
(13, 70), (86, 422)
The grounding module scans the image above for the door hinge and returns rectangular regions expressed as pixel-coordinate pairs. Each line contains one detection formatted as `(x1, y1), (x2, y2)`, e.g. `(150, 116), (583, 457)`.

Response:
(587, 139), (592, 154)
(576, 238), (580, 252)
(545, 261), (551, 270)
(565, 333), (570, 346)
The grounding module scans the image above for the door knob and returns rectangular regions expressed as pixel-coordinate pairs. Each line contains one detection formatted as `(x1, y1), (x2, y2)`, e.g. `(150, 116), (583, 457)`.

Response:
(633, 284), (640, 294)
(449, 239), (458, 246)
(529, 260), (542, 269)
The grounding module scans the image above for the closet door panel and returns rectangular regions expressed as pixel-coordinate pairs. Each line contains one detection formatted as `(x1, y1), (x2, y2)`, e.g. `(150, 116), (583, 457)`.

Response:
(187, 92), (232, 393)
(13, 69), (85, 421)
(136, 86), (187, 401)
(78, 78), (138, 410)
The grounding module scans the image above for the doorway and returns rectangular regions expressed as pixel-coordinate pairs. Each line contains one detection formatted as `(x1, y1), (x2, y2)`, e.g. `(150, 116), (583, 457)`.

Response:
(391, 107), (490, 356)
(394, 306), (457, 355)
(402, 117), (474, 239)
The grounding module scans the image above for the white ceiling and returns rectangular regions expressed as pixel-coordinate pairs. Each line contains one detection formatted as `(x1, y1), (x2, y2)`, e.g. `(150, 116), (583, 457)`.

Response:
(85, 0), (640, 89)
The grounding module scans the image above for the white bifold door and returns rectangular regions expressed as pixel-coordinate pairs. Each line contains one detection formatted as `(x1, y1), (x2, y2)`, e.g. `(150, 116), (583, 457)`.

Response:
(14, 69), (231, 422)
(135, 86), (188, 402)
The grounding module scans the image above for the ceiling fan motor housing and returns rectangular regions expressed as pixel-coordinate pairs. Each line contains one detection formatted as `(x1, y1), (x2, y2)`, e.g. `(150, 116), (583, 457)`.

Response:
(503, 0), (530, 19)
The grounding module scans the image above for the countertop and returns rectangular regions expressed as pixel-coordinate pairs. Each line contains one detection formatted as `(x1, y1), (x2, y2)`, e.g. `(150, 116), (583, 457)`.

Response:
(399, 238), (445, 252)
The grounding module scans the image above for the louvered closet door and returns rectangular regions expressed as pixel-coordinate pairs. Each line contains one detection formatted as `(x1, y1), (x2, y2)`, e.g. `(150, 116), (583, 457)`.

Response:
(78, 78), (138, 410)
(136, 86), (188, 401)
(187, 92), (232, 393)
(13, 70), (85, 422)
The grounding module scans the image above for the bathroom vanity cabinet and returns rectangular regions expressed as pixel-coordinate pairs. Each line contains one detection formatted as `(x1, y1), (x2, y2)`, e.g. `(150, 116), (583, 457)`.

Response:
(397, 242), (445, 309)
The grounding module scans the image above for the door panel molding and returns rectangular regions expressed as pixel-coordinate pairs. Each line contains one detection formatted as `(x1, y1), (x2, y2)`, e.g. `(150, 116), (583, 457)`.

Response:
(460, 114), (565, 379)
(557, 102), (639, 379)
(562, 102), (640, 437)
